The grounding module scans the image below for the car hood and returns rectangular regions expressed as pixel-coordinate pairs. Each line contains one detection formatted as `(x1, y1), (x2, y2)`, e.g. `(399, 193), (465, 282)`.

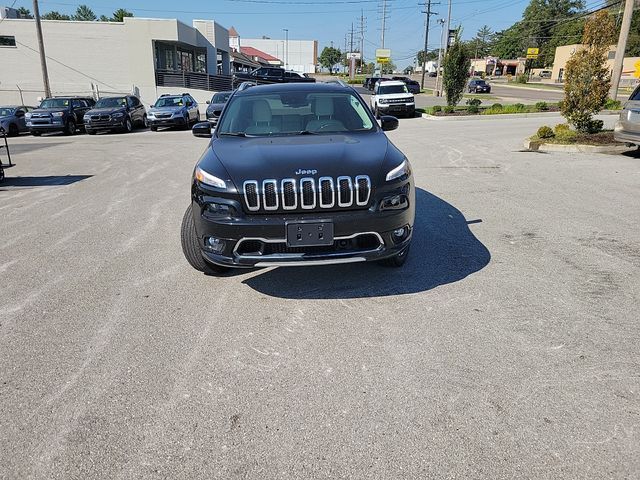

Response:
(150, 106), (183, 113)
(204, 132), (391, 189)
(31, 108), (68, 115)
(86, 107), (126, 115)
(378, 93), (414, 100)
(207, 103), (226, 112)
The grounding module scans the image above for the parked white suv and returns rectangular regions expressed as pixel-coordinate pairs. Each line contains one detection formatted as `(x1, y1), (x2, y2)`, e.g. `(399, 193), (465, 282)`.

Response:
(370, 80), (415, 118)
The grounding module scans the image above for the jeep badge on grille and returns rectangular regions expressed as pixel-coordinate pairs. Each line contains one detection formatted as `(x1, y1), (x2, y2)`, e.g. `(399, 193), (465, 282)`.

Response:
(295, 169), (318, 175)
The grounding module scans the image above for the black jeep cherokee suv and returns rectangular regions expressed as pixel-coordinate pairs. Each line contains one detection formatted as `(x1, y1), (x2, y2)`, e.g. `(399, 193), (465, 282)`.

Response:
(27, 96), (94, 135)
(181, 83), (415, 274)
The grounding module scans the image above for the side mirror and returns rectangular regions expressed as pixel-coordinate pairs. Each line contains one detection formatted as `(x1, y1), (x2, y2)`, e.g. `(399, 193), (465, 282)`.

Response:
(15, 111), (25, 118)
(192, 122), (212, 138)
(206, 100), (211, 104)
(380, 115), (399, 132)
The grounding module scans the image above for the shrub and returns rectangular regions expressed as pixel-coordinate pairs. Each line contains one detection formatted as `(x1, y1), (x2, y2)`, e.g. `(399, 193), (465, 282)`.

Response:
(466, 98), (482, 107)
(514, 103), (526, 111)
(491, 103), (503, 110)
(467, 105), (480, 114)
(604, 98), (622, 110)
(585, 119), (604, 133)
(561, 10), (616, 132)
(443, 105), (455, 114)
(554, 123), (571, 135)
(555, 128), (578, 142)
(535, 101), (549, 111)
(516, 73), (528, 84)
(432, 105), (442, 113)
(536, 126), (555, 139)
(442, 30), (471, 106)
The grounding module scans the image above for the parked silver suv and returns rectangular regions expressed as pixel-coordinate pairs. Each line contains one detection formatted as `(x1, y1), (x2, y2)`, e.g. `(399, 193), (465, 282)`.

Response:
(614, 84), (640, 147)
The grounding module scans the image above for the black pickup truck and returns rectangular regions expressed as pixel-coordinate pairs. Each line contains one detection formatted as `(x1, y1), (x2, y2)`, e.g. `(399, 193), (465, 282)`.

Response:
(233, 67), (316, 88)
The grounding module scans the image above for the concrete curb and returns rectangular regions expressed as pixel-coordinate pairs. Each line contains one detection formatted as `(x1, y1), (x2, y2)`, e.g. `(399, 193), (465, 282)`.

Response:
(523, 138), (635, 154)
(492, 83), (564, 94)
(421, 110), (620, 122)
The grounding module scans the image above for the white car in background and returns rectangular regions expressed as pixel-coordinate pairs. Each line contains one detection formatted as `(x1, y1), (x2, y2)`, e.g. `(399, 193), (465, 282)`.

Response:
(370, 80), (415, 118)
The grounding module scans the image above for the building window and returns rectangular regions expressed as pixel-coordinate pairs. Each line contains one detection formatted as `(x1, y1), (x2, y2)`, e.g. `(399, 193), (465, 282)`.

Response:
(195, 53), (207, 73)
(0, 35), (16, 47)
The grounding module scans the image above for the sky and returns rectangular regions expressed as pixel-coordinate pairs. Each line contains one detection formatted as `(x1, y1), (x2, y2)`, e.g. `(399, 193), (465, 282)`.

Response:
(11, 0), (531, 68)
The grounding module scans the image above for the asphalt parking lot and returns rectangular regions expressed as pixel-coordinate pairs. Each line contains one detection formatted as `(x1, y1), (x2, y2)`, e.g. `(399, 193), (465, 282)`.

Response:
(1, 116), (639, 479)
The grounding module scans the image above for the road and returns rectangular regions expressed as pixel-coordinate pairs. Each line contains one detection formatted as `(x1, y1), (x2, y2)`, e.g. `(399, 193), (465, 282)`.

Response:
(1, 116), (639, 479)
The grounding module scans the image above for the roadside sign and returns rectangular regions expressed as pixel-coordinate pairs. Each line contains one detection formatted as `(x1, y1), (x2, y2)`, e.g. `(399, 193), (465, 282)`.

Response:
(377, 57), (390, 63)
(375, 48), (391, 59)
(635, 60), (640, 78)
(527, 48), (539, 55)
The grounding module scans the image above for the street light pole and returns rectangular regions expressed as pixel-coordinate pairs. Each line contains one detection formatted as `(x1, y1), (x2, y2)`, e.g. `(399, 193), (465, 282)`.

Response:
(283, 28), (289, 70)
(33, 0), (51, 98)
(609, 0), (636, 100)
(434, 18), (445, 96)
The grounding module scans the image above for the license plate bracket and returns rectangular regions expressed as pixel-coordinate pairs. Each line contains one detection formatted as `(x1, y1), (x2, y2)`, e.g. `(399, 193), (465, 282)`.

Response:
(286, 222), (334, 247)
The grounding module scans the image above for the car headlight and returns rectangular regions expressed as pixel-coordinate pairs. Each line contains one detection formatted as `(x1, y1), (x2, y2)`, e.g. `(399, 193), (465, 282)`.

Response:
(83, 114), (90, 120)
(147, 112), (155, 118)
(386, 159), (411, 182)
(52, 112), (64, 117)
(112, 112), (124, 118)
(195, 166), (226, 189)
(378, 98), (388, 104)
(25, 112), (32, 119)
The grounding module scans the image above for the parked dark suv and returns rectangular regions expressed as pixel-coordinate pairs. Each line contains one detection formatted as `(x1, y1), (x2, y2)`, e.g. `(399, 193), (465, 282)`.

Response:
(84, 96), (147, 134)
(27, 96), (95, 135)
(205, 91), (233, 126)
(181, 83), (415, 274)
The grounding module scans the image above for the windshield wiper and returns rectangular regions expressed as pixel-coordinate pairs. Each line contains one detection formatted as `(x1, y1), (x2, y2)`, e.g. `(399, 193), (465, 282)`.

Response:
(218, 132), (247, 137)
(296, 130), (318, 135)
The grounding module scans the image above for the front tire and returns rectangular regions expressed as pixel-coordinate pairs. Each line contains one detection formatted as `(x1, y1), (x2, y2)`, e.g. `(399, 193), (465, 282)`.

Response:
(181, 205), (229, 274)
(65, 119), (76, 136)
(380, 244), (410, 268)
(122, 117), (133, 133)
(150, 125), (157, 132)
(31, 131), (41, 136)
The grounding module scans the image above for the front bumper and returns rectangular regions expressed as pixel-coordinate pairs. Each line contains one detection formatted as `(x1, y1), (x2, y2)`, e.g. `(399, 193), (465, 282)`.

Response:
(85, 118), (126, 131)
(148, 116), (187, 127)
(27, 121), (66, 132)
(192, 194), (415, 268)
(474, 88), (491, 93)
(378, 103), (415, 115)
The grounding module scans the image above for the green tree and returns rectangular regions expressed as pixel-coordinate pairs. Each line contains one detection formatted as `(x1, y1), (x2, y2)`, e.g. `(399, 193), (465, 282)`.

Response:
(17, 7), (33, 18)
(417, 49), (439, 65)
(442, 32), (471, 106)
(381, 61), (397, 74)
(319, 46), (342, 74)
(111, 8), (134, 22)
(72, 5), (97, 21)
(41, 11), (71, 20)
(562, 10), (616, 132)
(471, 25), (494, 58)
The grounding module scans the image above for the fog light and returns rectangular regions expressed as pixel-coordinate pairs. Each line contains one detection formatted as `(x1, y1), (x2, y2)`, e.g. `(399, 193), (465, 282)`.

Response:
(205, 202), (233, 215)
(380, 194), (408, 211)
(205, 236), (225, 253)
(393, 227), (406, 237)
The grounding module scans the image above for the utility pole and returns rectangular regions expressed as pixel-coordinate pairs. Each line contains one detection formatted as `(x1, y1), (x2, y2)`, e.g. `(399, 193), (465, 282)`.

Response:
(437, 0), (452, 96)
(344, 34), (348, 74)
(283, 28), (289, 70)
(420, 0), (439, 89)
(434, 18), (445, 96)
(381, 0), (387, 48)
(33, 0), (51, 98)
(610, 0), (636, 100)
(359, 9), (366, 73)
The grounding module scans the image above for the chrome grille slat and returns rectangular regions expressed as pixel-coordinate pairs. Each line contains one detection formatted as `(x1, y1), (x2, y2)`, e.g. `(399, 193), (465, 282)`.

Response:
(242, 175), (371, 212)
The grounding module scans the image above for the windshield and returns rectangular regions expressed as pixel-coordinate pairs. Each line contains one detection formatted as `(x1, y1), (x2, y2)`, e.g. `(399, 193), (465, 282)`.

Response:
(378, 84), (408, 95)
(39, 98), (70, 108)
(211, 92), (232, 104)
(154, 97), (184, 108)
(631, 86), (640, 101)
(475, 80), (487, 85)
(217, 91), (375, 136)
(95, 97), (127, 108)
(0, 108), (16, 117)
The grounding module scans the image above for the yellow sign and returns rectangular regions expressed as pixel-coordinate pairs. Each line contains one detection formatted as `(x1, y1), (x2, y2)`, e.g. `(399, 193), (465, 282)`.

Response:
(377, 57), (390, 63)
(527, 48), (539, 55)
(635, 60), (640, 78)
(526, 54), (539, 59)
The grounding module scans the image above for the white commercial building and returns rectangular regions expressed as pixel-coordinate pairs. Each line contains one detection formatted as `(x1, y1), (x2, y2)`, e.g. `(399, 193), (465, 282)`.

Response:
(241, 36), (317, 74)
(0, 16), (232, 106)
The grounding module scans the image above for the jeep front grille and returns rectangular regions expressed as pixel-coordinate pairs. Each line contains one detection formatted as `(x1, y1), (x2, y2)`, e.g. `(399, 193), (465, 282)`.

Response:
(242, 176), (371, 213)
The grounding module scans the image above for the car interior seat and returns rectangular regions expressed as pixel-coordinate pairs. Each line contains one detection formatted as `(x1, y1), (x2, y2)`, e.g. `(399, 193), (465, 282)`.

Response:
(245, 100), (280, 135)
(306, 97), (346, 132)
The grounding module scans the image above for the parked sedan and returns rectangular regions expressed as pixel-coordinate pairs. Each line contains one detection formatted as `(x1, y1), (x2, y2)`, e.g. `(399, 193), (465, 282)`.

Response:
(614, 84), (640, 147)
(0, 106), (35, 136)
(392, 76), (421, 94)
(205, 91), (233, 126)
(468, 79), (491, 93)
(147, 93), (199, 131)
(83, 96), (147, 134)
